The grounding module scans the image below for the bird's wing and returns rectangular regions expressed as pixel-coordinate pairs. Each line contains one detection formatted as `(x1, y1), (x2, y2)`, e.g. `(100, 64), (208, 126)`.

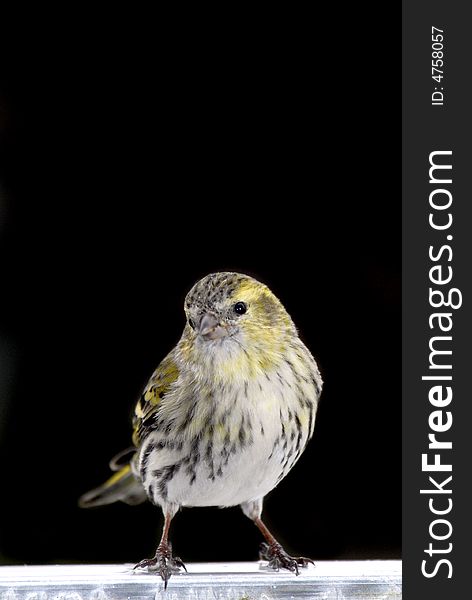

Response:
(132, 352), (180, 446)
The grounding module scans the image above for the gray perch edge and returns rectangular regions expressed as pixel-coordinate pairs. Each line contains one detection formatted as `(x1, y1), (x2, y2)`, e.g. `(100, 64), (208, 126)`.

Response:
(0, 560), (401, 600)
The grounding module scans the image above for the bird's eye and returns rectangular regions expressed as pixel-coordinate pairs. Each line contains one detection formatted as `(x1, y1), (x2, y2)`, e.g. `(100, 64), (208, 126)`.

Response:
(233, 301), (247, 315)
(188, 318), (196, 330)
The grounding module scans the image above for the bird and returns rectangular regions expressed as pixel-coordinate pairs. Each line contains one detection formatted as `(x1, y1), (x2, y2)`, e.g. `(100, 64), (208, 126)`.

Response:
(79, 272), (323, 587)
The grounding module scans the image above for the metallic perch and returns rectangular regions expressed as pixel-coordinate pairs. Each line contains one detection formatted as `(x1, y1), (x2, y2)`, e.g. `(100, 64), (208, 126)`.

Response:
(0, 560), (401, 599)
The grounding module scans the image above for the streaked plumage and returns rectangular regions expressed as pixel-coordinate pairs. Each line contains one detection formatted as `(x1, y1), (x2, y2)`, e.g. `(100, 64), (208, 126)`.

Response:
(79, 272), (322, 587)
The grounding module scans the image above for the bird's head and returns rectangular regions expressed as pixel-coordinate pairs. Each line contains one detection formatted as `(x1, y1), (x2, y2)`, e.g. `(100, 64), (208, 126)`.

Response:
(180, 273), (296, 377)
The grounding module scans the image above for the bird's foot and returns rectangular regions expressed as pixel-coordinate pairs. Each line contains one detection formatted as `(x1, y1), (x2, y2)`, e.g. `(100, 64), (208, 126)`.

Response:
(134, 543), (186, 588)
(260, 542), (314, 575)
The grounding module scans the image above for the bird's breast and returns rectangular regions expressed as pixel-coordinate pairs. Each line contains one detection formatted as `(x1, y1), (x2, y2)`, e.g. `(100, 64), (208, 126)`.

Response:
(138, 350), (320, 509)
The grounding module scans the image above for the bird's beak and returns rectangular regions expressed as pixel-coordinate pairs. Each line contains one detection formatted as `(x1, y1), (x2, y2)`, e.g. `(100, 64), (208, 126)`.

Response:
(198, 313), (228, 341)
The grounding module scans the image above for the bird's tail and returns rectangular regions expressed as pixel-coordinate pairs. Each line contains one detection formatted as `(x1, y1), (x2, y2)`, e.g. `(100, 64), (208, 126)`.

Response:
(78, 447), (147, 508)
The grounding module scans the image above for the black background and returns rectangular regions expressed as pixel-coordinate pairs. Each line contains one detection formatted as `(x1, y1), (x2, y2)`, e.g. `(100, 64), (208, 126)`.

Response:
(0, 18), (400, 565)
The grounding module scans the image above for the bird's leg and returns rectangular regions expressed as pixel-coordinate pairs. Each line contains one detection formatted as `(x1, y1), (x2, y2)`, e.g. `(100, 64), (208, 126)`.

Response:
(254, 516), (314, 575)
(134, 511), (186, 588)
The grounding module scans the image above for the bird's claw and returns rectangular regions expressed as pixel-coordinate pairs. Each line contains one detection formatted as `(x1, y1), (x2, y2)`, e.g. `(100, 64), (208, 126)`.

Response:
(260, 542), (314, 575)
(134, 544), (186, 588)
